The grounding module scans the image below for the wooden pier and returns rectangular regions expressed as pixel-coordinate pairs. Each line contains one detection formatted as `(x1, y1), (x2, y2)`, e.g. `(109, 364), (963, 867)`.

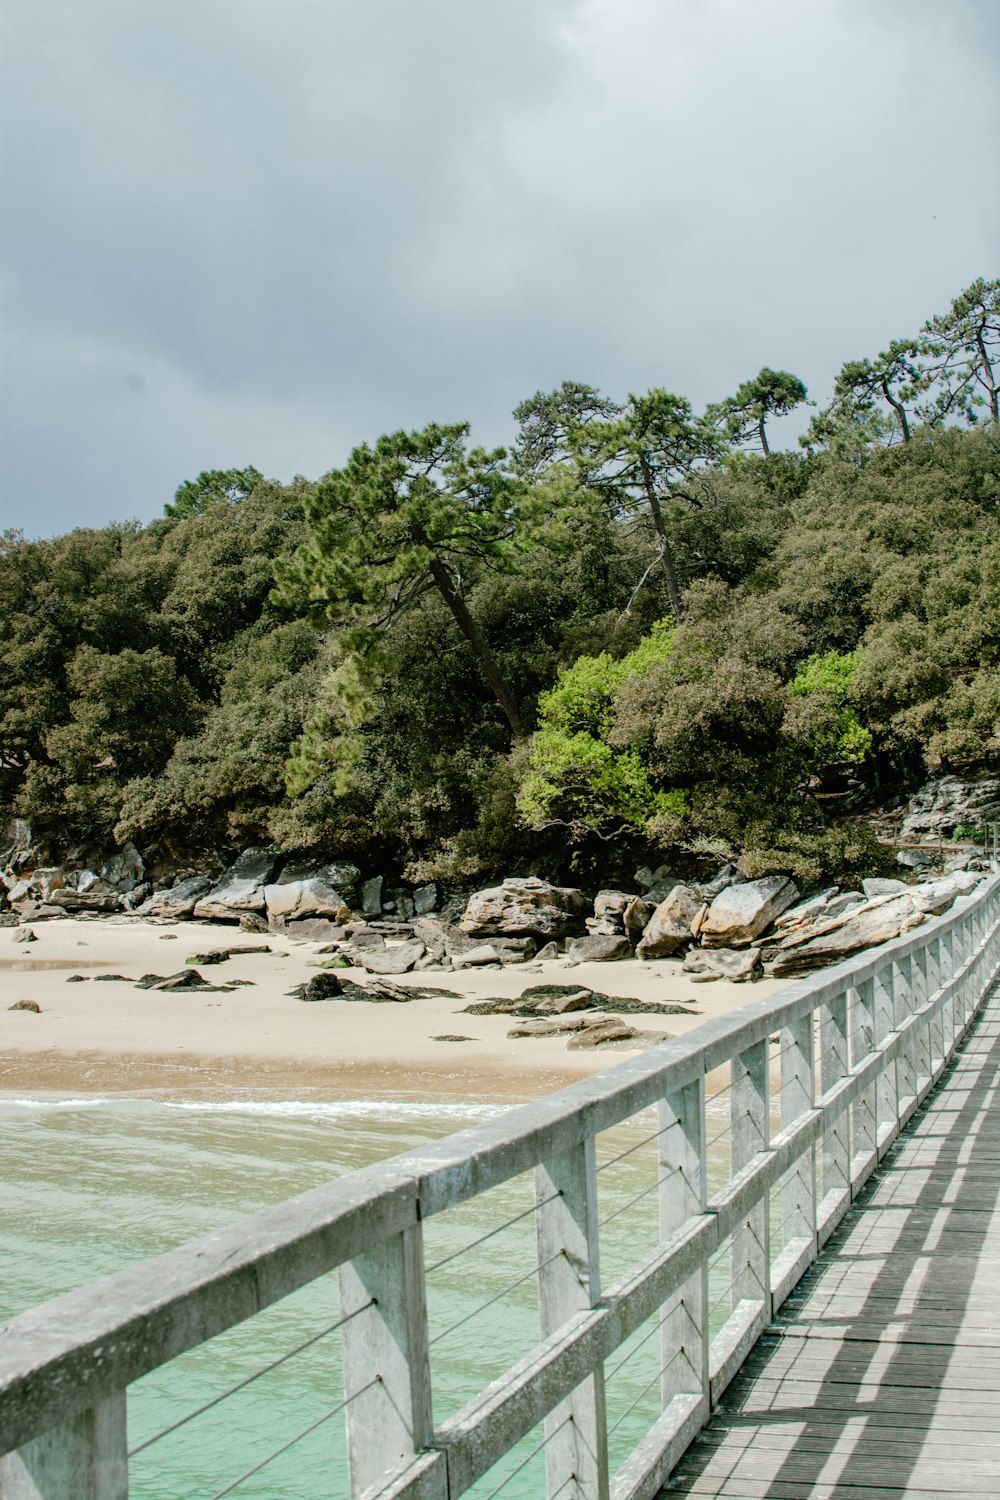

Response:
(2, 875), (999, 1500)
(661, 979), (1000, 1499)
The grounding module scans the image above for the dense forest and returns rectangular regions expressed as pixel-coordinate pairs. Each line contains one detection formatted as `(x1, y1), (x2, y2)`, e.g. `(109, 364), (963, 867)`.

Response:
(2, 279), (997, 889)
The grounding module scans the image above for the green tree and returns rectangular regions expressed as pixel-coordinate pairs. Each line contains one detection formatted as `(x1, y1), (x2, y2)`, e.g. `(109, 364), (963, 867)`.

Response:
(709, 367), (809, 455)
(274, 423), (530, 737)
(165, 466), (263, 519)
(514, 384), (725, 622)
(922, 277), (1000, 426)
(824, 342), (926, 444)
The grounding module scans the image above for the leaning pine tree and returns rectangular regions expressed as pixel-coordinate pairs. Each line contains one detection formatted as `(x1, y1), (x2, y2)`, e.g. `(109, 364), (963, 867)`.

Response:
(274, 422), (531, 739)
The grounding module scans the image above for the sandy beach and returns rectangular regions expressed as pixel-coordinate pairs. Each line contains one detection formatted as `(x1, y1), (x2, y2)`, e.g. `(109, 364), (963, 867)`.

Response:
(0, 917), (788, 1104)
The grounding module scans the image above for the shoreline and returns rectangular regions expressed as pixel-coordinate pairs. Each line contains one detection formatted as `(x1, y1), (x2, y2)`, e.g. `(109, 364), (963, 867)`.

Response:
(1, 917), (787, 1105)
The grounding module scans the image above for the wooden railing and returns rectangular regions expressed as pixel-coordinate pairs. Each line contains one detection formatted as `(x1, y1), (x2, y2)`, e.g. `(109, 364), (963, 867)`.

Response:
(3, 874), (999, 1500)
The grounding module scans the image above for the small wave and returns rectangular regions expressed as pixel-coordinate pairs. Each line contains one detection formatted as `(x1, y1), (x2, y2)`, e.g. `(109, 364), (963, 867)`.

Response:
(163, 1098), (505, 1122)
(2, 1097), (110, 1110)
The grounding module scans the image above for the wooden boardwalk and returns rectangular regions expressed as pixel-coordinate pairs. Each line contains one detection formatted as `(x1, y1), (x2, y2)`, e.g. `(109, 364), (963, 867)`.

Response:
(662, 982), (1000, 1500)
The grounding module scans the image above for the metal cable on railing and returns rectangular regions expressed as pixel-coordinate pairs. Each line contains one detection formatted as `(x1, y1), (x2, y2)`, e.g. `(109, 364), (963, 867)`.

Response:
(597, 1164), (681, 1229)
(428, 1248), (566, 1348)
(203, 1376), (380, 1500)
(425, 1190), (563, 1276)
(605, 1309), (668, 1382)
(607, 1348), (682, 1438)
(595, 1116), (681, 1174)
(127, 1299), (374, 1457)
(478, 1414), (573, 1500)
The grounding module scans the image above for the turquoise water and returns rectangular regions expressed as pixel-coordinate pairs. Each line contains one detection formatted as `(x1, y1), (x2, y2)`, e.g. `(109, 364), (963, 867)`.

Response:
(1, 1094), (731, 1497)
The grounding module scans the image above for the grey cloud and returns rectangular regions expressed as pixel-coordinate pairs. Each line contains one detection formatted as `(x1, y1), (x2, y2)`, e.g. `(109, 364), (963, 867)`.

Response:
(1, 0), (997, 535)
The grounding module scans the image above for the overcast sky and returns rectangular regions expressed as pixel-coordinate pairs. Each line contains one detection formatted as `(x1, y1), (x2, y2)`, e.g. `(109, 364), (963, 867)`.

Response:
(1, 0), (997, 538)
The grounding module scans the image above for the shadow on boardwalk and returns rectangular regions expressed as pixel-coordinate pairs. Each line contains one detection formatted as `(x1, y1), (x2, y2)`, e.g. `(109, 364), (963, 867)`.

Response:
(662, 992), (1000, 1500)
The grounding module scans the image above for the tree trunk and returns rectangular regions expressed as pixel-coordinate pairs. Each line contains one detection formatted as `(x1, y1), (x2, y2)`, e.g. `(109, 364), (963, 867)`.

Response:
(882, 380), (911, 441)
(974, 328), (998, 424)
(638, 454), (684, 623)
(757, 417), (771, 456)
(426, 555), (525, 738)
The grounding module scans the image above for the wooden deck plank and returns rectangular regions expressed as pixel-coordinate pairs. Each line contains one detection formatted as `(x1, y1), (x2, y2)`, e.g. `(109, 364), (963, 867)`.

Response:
(659, 984), (1000, 1499)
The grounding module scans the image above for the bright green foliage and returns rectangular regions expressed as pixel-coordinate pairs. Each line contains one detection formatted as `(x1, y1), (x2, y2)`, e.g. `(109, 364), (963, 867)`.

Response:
(787, 649), (873, 767)
(517, 622), (686, 838)
(709, 368), (809, 455)
(165, 467), (263, 519)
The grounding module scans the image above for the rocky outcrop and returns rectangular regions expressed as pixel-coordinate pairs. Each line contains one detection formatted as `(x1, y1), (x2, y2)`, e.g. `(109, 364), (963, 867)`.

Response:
(682, 947), (761, 982)
(460, 877), (589, 940)
(770, 893), (927, 978)
(898, 775), (1000, 842)
(636, 885), (704, 959)
(700, 876), (799, 948)
(566, 934), (632, 963)
(264, 877), (352, 929)
(140, 875), (215, 920)
(193, 849), (281, 921)
(355, 939), (426, 975)
(586, 890), (635, 937)
(49, 885), (122, 913)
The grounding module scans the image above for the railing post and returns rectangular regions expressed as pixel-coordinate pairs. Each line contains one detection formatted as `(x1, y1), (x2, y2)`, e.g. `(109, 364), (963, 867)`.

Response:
(731, 1042), (769, 1315)
(938, 925), (956, 1057)
(658, 1080), (708, 1411)
(892, 953), (918, 1125)
(535, 1138), (609, 1500)
(849, 981), (877, 1191)
(872, 962), (897, 1155)
(0, 1395), (127, 1500)
(774, 1014), (816, 1306)
(339, 1224), (435, 1499)
(927, 935), (946, 1080)
(818, 990), (849, 1241)
(912, 944), (933, 1101)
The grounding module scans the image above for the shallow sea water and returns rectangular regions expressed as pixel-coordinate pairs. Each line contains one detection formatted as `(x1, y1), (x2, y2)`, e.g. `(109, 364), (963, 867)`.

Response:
(1, 1092), (732, 1497)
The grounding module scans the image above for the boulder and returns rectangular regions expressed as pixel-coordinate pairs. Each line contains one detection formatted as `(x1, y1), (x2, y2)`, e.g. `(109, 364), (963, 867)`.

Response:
(862, 878), (909, 898)
(566, 1019), (643, 1049)
(683, 947), (761, 983)
(566, 935), (631, 963)
(285, 918), (349, 941)
(460, 876), (589, 940)
(413, 883), (439, 916)
(356, 940), (426, 975)
(193, 849), (281, 921)
(700, 876), (798, 948)
(532, 989), (594, 1015)
(388, 890), (416, 920)
(101, 843), (144, 893)
(622, 896), (653, 944)
(896, 849), (936, 870)
(140, 874), (214, 920)
(695, 864), (741, 901)
(274, 860), (360, 900)
(586, 890), (635, 937)
(452, 944), (506, 967)
(910, 871), (982, 915)
(636, 885), (704, 959)
(534, 941), (560, 962)
(9, 999), (41, 1012)
(773, 888), (841, 930)
(239, 912), (271, 934)
(770, 894), (926, 977)
(49, 886), (122, 913)
(361, 876), (384, 916)
(898, 774), (1000, 842)
(12, 927), (36, 944)
(264, 877), (352, 928)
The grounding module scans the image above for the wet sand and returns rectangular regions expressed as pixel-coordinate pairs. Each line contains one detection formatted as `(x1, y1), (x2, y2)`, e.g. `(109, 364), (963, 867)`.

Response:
(0, 918), (788, 1104)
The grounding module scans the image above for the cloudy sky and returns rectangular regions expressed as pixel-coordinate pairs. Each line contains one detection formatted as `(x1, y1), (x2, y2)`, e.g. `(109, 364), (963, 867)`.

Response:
(2, 0), (997, 537)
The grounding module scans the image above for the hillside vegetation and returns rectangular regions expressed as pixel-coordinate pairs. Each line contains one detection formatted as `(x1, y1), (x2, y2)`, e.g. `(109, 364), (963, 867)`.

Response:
(2, 279), (997, 888)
